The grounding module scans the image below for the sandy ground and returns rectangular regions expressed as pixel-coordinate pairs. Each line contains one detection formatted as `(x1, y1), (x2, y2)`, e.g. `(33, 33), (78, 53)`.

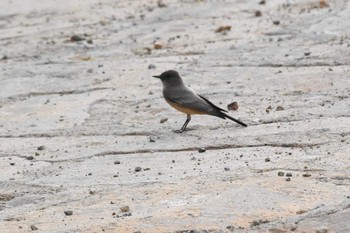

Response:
(0, 0), (350, 232)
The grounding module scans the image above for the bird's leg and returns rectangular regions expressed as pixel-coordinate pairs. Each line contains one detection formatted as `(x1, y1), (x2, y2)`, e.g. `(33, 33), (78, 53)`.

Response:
(175, 114), (191, 133)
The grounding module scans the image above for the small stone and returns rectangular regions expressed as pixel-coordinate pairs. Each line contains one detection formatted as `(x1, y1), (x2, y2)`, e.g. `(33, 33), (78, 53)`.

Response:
(10, 162), (15, 166)
(35, 152), (40, 156)
(255, 10), (262, 17)
(37, 146), (45, 151)
(286, 177), (291, 181)
(154, 42), (162, 49)
(30, 225), (38, 231)
(149, 137), (155, 142)
(70, 35), (84, 42)
(114, 161), (121, 165)
(135, 167), (142, 172)
(304, 52), (311, 56)
(224, 167), (230, 171)
(198, 148), (206, 153)
(286, 173), (292, 177)
(64, 210), (73, 216)
(316, 227), (328, 233)
(160, 118), (168, 123)
(120, 205), (130, 212)
(157, 0), (167, 8)
(86, 39), (93, 44)
(215, 25), (231, 33)
(148, 64), (156, 69)
(278, 171), (285, 177)
(259, 0), (265, 4)
(276, 106), (284, 111)
(227, 101), (238, 111)
(273, 20), (280, 25)
(265, 158), (270, 162)
(303, 173), (311, 177)
(26, 156), (34, 160)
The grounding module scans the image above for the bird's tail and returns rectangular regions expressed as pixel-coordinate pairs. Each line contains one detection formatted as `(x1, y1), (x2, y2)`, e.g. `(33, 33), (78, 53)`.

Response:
(220, 112), (247, 127)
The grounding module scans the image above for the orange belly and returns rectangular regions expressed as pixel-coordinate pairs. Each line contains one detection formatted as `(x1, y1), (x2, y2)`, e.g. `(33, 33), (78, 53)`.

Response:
(166, 99), (207, 115)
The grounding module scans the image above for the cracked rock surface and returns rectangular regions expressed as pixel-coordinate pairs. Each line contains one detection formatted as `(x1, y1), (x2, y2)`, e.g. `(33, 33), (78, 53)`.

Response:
(0, 0), (350, 232)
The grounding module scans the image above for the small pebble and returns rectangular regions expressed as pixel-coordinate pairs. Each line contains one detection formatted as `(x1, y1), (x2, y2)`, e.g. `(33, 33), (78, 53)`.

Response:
(276, 106), (284, 111)
(64, 210), (73, 216)
(148, 64), (156, 69)
(120, 206), (130, 212)
(26, 156), (34, 160)
(227, 101), (238, 111)
(135, 167), (142, 172)
(114, 161), (121, 165)
(160, 118), (168, 123)
(154, 42), (162, 49)
(304, 52), (311, 56)
(286, 177), (291, 182)
(10, 162), (15, 166)
(70, 35), (84, 42)
(224, 167), (230, 171)
(37, 146), (45, 151)
(198, 148), (206, 153)
(149, 137), (155, 142)
(30, 225), (38, 231)
(273, 20), (280, 25)
(278, 171), (285, 177)
(265, 158), (270, 162)
(316, 228), (328, 233)
(255, 10), (262, 17)
(286, 173), (292, 177)
(303, 173), (311, 177)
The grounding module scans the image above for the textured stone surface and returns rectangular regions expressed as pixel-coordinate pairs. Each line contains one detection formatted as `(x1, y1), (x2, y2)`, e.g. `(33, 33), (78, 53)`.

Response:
(0, 0), (350, 232)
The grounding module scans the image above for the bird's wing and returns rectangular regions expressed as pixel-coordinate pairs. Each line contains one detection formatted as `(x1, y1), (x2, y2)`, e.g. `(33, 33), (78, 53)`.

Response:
(197, 94), (228, 113)
(164, 88), (220, 114)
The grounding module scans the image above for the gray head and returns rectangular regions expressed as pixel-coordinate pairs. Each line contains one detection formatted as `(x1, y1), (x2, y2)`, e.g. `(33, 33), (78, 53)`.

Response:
(153, 70), (184, 87)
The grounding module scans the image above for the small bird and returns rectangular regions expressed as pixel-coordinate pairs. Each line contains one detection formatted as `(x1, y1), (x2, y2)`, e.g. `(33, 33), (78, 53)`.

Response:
(153, 70), (247, 133)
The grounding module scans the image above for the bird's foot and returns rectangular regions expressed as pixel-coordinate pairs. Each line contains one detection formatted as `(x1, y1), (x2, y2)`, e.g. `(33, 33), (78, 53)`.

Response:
(173, 129), (184, 134)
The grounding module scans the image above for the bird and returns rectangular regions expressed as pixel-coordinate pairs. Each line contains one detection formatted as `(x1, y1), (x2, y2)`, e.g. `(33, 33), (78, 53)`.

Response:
(153, 70), (247, 133)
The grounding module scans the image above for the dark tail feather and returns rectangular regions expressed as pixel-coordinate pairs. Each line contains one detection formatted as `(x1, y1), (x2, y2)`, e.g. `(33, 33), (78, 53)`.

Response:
(221, 112), (247, 127)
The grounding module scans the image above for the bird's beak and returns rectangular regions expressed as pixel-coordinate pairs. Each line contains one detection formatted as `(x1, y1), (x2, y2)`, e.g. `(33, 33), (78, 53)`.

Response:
(153, 75), (160, 79)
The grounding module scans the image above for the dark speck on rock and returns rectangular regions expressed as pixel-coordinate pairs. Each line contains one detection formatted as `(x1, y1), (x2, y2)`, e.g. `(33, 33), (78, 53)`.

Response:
(37, 146), (45, 151)
(278, 171), (285, 177)
(64, 210), (73, 216)
(304, 52), (311, 56)
(135, 167), (142, 172)
(255, 10), (262, 17)
(114, 160), (121, 165)
(198, 148), (206, 153)
(160, 118), (168, 123)
(273, 20), (280, 25)
(10, 162), (15, 166)
(265, 158), (270, 162)
(276, 106), (284, 111)
(286, 173), (292, 177)
(148, 64), (156, 69)
(224, 167), (230, 171)
(286, 177), (291, 182)
(70, 35), (85, 42)
(26, 156), (34, 160)
(30, 225), (38, 231)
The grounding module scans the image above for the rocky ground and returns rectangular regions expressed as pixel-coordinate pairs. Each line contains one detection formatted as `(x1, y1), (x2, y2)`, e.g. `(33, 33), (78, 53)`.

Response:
(0, 0), (349, 232)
